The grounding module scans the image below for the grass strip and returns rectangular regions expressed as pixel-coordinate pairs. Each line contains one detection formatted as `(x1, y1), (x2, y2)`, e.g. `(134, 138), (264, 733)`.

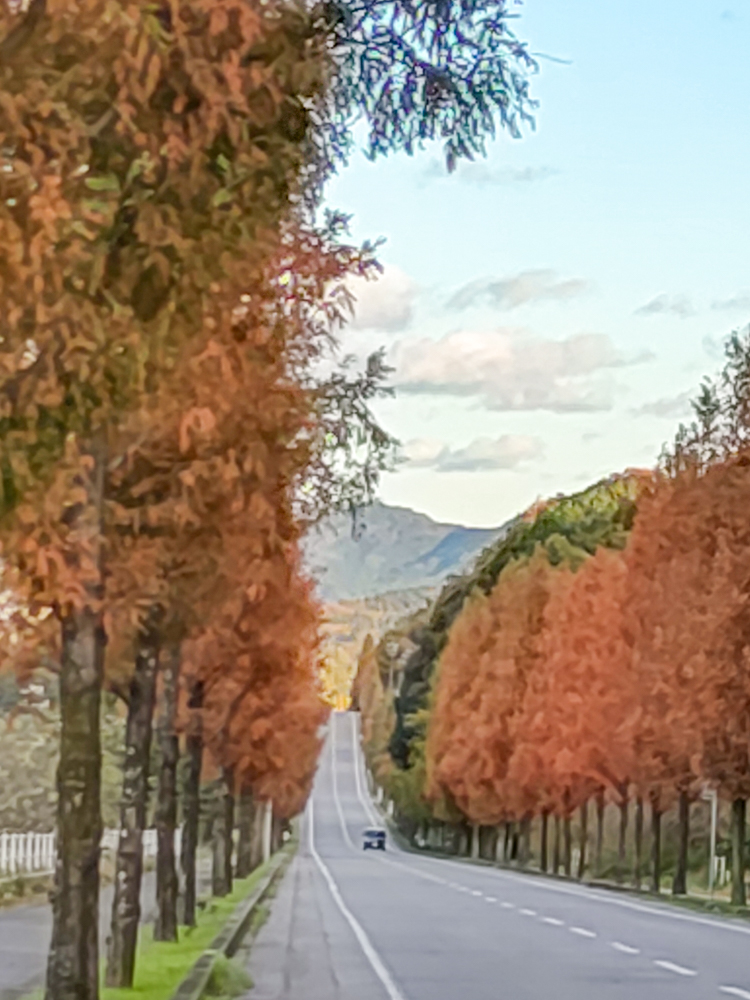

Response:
(102, 864), (268, 1000)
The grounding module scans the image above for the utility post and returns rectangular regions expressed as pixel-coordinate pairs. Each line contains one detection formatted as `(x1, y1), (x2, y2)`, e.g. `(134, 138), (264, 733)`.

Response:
(701, 785), (718, 896)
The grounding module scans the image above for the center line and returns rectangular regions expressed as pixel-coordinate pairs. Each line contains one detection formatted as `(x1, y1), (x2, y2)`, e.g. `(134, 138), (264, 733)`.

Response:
(485, 896), (497, 903)
(720, 987), (750, 999)
(471, 890), (483, 897)
(519, 908), (537, 916)
(570, 927), (597, 938)
(500, 902), (515, 909)
(654, 960), (697, 977)
(542, 917), (565, 926)
(611, 942), (640, 955)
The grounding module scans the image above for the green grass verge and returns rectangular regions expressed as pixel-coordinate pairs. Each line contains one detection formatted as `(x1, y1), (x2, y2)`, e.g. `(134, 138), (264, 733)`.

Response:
(102, 865), (268, 1000)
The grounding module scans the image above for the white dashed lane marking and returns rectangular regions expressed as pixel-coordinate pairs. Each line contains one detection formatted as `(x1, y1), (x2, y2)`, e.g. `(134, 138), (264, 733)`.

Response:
(570, 927), (597, 938)
(610, 942), (640, 955)
(500, 902), (515, 909)
(485, 896), (497, 903)
(542, 917), (565, 926)
(519, 908), (537, 916)
(471, 890), (483, 897)
(653, 960), (697, 977)
(720, 987), (750, 999)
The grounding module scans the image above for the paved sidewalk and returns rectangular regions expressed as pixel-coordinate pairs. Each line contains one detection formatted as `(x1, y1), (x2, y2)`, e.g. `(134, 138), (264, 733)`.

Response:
(242, 851), (384, 1000)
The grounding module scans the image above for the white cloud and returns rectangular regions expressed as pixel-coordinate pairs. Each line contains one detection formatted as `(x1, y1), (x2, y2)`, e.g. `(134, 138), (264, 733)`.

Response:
(393, 328), (651, 413)
(631, 392), (693, 419)
(346, 264), (418, 333)
(449, 269), (589, 311)
(421, 159), (560, 187)
(634, 293), (695, 319)
(711, 292), (750, 312)
(403, 435), (543, 472)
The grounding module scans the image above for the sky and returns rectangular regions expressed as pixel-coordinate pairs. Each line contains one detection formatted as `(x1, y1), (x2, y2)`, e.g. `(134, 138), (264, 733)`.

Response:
(322, 0), (750, 528)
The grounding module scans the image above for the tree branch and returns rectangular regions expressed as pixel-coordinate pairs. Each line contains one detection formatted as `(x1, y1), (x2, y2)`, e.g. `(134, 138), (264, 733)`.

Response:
(0, 0), (46, 62)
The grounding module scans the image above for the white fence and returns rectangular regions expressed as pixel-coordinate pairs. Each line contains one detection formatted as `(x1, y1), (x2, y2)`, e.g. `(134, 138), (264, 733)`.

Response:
(2, 827), (183, 879)
(0, 831), (56, 878)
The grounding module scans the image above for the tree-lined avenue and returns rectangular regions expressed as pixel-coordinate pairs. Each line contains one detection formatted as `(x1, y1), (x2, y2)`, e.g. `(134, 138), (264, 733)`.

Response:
(247, 712), (750, 1000)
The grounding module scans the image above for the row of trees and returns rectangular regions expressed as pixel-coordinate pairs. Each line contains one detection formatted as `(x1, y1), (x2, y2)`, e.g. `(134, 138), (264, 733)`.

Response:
(357, 328), (750, 907)
(0, 2), (538, 998)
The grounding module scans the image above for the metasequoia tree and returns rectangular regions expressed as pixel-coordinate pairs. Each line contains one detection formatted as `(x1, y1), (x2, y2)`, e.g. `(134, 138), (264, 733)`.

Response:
(660, 329), (750, 902)
(194, 542), (324, 883)
(508, 549), (636, 880)
(627, 459), (750, 901)
(0, 3), (329, 992)
(425, 550), (555, 828)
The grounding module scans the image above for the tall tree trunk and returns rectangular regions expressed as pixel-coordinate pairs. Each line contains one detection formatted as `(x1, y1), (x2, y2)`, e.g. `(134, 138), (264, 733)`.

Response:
(45, 441), (106, 1000)
(540, 811), (549, 872)
(731, 797), (747, 907)
(577, 801), (588, 880)
(211, 768), (234, 897)
(236, 787), (255, 878)
(672, 790), (690, 896)
(249, 797), (265, 871)
(470, 823), (480, 860)
(650, 791), (662, 894)
(617, 792), (628, 885)
(154, 643), (180, 942)
(272, 813), (284, 854)
(510, 824), (519, 863)
(634, 797), (644, 890)
(181, 682), (203, 927)
(503, 822), (512, 863)
(223, 768), (235, 894)
(45, 608), (105, 1000)
(106, 613), (160, 988)
(520, 815), (531, 868)
(563, 813), (572, 876)
(595, 790), (605, 877)
(553, 815), (561, 874)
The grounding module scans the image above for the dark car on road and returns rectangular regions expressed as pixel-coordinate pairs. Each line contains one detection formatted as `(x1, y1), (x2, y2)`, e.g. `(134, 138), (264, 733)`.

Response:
(362, 827), (386, 850)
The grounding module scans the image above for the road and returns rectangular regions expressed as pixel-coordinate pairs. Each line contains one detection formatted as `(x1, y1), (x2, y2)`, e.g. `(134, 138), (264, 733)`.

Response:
(246, 711), (750, 1000)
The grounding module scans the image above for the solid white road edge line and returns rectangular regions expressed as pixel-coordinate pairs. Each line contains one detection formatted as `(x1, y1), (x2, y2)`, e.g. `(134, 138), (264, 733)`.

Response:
(331, 714), (355, 850)
(307, 797), (408, 1000)
(653, 960), (697, 976)
(409, 850), (750, 937)
(347, 711), (750, 940)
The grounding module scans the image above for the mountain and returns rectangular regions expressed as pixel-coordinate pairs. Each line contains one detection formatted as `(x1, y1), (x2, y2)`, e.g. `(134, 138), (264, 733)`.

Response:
(303, 501), (506, 600)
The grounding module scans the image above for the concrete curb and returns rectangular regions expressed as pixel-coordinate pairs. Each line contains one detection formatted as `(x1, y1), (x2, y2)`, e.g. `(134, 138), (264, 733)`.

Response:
(171, 840), (296, 1000)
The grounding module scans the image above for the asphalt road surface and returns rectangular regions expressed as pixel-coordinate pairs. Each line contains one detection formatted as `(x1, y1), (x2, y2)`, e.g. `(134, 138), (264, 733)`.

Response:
(246, 711), (750, 1000)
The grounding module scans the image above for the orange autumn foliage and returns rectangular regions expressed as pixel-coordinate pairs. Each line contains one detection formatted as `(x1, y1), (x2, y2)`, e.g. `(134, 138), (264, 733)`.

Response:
(508, 549), (636, 817)
(625, 457), (750, 802)
(425, 550), (555, 825)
